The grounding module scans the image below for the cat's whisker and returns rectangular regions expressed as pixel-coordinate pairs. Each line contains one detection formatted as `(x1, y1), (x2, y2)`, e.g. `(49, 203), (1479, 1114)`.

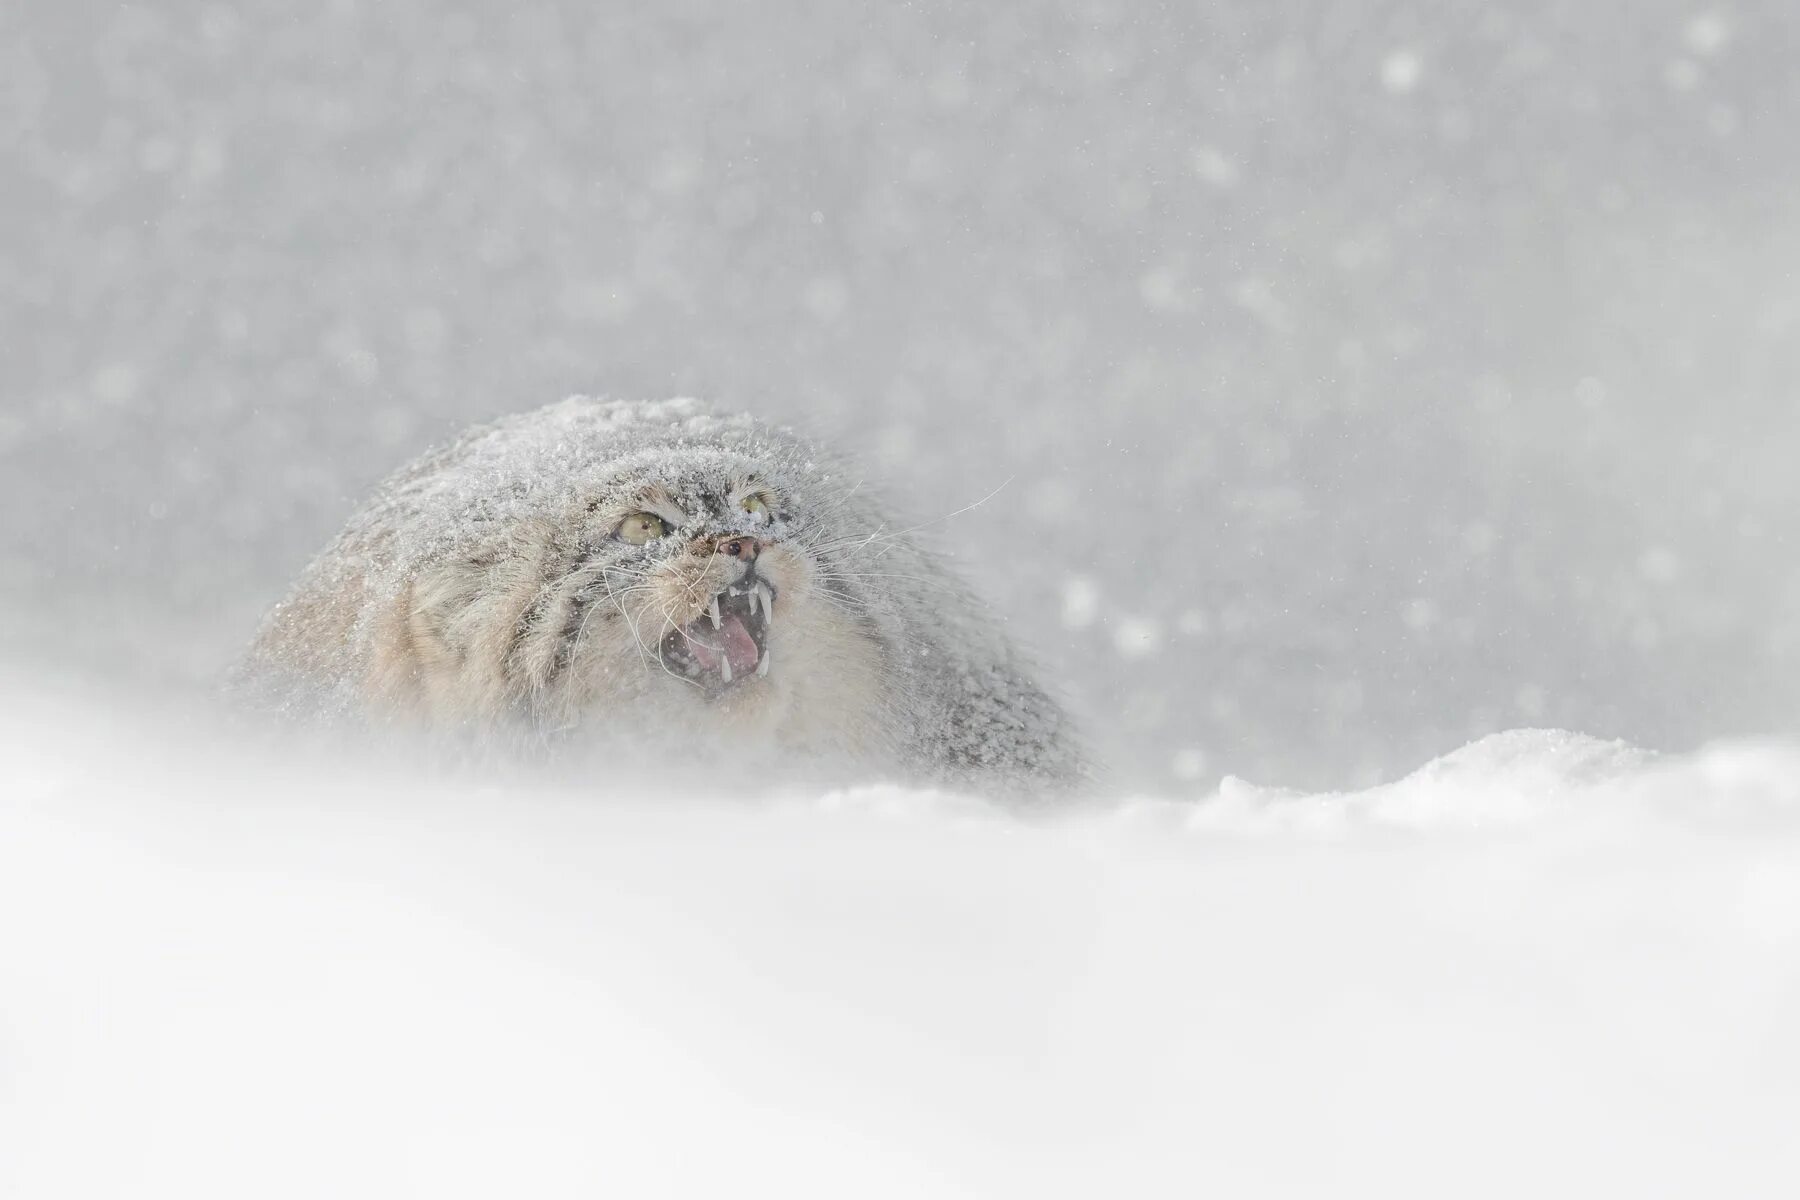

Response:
(793, 477), (866, 529)
(592, 576), (667, 676)
(567, 573), (620, 660)
(806, 476), (1015, 561)
(648, 597), (705, 690)
(818, 570), (963, 593)
(680, 543), (725, 603)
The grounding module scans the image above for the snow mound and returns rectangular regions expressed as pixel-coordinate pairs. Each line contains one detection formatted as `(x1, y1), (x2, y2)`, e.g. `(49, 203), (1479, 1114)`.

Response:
(5, 682), (1800, 1198)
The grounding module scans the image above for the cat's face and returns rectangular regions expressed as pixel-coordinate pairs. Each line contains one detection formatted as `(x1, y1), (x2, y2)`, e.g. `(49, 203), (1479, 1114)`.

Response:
(560, 446), (883, 740)
(580, 449), (796, 693)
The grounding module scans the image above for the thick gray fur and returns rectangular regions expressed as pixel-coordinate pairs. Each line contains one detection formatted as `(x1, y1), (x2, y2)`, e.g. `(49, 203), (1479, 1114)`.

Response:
(237, 396), (1086, 794)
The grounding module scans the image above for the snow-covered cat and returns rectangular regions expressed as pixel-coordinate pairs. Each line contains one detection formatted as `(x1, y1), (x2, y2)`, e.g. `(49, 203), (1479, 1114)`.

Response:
(237, 396), (1084, 794)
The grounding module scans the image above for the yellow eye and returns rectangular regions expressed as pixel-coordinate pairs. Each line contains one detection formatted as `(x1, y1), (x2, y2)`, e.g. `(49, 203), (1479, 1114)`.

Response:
(615, 512), (668, 545)
(740, 494), (770, 520)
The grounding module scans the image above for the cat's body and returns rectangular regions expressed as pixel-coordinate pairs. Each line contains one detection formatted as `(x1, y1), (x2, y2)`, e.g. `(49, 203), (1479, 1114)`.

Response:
(237, 397), (1084, 793)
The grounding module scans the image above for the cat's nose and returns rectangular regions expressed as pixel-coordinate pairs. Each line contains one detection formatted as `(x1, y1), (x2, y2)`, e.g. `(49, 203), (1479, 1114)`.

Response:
(716, 535), (761, 562)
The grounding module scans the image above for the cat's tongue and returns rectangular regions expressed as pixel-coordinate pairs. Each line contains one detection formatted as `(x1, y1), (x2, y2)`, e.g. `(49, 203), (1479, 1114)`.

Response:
(687, 612), (760, 678)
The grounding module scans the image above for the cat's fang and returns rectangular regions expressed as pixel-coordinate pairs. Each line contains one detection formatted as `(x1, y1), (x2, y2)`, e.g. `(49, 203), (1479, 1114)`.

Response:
(755, 582), (774, 623)
(756, 648), (770, 677)
(707, 597), (722, 629)
(720, 655), (732, 684)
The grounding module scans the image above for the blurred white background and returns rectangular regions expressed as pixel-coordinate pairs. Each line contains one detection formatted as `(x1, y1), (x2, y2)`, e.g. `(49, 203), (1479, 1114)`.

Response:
(3, 1), (1797, 785)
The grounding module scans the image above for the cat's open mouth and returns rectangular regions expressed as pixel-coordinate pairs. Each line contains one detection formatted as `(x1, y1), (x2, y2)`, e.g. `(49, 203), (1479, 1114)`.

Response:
(661, 576), (776, 691)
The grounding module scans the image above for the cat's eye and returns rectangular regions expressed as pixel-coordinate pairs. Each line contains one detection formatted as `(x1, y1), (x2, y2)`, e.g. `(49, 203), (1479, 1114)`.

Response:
(740, 494), (771, 520)
(615, 512), (668, 545)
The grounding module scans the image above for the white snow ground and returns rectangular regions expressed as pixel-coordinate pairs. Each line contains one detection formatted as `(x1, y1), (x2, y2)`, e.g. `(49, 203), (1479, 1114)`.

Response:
(5, 676), (1800, 1199)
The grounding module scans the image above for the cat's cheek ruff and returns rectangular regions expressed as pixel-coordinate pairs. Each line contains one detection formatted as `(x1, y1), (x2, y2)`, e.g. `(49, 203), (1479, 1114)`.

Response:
(346, 529), (891, 767)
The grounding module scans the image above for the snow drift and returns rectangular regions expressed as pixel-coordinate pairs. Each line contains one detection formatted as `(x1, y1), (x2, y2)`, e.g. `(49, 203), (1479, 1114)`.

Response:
(4, 676), (1800, 1198)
